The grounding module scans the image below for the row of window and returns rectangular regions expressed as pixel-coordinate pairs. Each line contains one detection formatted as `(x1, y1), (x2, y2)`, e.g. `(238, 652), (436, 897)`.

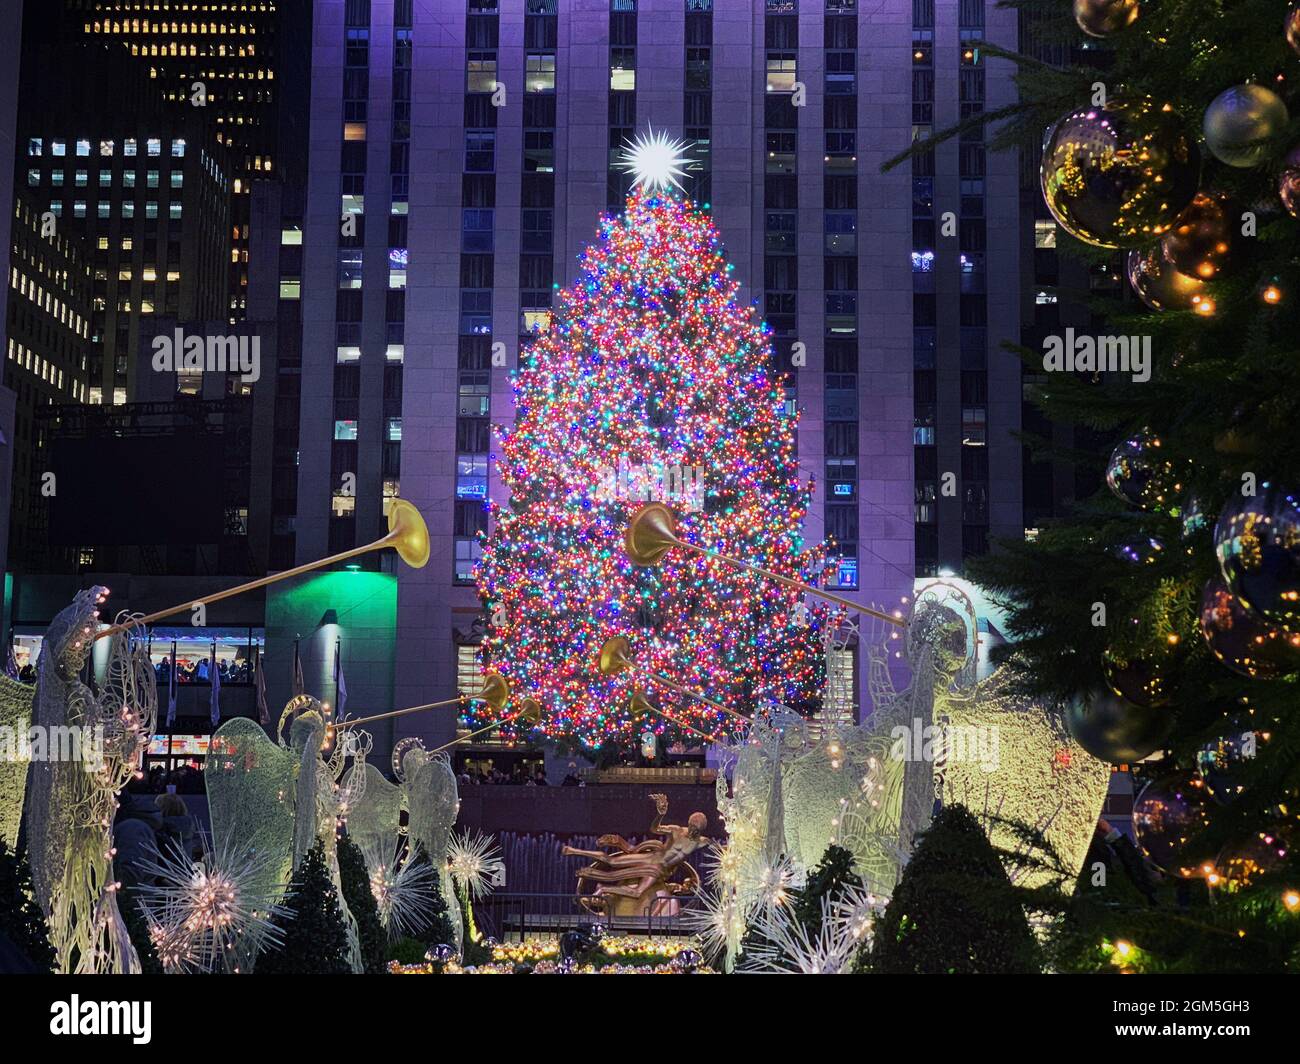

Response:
(28, 138), (185, 158)
(46, 201), (183, 220)
(6, 337), (80, 396)
(28, 170), (183, 189)
(10, 267), (90, 338)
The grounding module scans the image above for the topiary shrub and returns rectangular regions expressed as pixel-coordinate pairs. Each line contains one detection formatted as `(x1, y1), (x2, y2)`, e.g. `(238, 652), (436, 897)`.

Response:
(336, 833), (386, 974)
(256, 840), (351, 974)
(870, 804), (1042, 974)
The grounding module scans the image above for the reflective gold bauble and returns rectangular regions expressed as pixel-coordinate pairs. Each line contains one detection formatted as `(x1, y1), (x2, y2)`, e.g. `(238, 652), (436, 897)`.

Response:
(1041, 98), (1200, 248)
(1278, 145), (1300, 218)
(1126, 247), (1208, 312)
(1065, 689), (1171, 765)
(1105, 429), (1184, 511)
(1101, 648), (1172, 707)
(1074, 0), (1140, 38)
(1133, 773), (1215, 878)
(1202, 85), (1288, 169)
(1161, 193), (1232, 279)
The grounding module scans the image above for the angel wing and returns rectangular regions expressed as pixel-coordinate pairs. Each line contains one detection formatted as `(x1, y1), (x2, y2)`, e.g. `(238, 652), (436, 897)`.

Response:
(205, 717), (298, 905)
(344, 761), (404, 873)
(937, 668), (1111, 891)
(406, 753), (462, 948)
(0, 674), (34, 846)
(406, 753), (459, 864)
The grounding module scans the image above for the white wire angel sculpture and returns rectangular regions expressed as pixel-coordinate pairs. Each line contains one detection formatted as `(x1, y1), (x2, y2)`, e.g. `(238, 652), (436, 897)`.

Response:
(24, 586), (156, 973)
(342, 737), (462, 947)
(204, 692), (371, 971)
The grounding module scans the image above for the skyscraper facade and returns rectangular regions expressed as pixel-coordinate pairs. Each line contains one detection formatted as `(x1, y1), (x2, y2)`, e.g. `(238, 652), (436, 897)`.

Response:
(16, 24), (233, 408)
(286, 0), (1023, 754)
(65, 0), (283, 321)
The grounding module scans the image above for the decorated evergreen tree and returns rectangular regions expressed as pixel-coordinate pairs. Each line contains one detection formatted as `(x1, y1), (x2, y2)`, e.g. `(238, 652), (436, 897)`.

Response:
(0, 837), (55, 973)
(888, 2), (1300, 971)
(791, 844), (863, 944)
(336, 834), (386, 974)
(117, 884), (162, 976)
(473, 133), (836, 751)
(256, 840), (351, 975)
(419, 853), (458, 956)
(870, 806), (1042, 974)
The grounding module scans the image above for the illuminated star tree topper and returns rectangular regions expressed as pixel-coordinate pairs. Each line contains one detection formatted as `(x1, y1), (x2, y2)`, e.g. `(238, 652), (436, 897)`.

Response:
(617, 127), (692, 193)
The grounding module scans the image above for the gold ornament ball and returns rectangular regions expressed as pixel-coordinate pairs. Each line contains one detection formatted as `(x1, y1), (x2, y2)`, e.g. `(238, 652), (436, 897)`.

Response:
(1202, 84), (1289, 169)
(1278, 145), (1300, 219)
(1126, 247), (1208, 312)
(1074, 0), (1140, 38)
(1041, 98), (1200, 248)
(1160, 192), (1232, 280)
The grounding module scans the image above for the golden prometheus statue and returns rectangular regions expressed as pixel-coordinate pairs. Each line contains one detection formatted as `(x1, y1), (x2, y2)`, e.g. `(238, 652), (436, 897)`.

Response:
(563, 792), (710, 918)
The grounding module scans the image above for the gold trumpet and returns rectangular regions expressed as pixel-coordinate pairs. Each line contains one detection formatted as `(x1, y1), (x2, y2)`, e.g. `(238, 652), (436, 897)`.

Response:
(427, 695), (544, 755)
(329, 672), (511, 731)
(597, 636), (748, 723)
(95, 498), (431, 642)
(625, 502), (905, 628)
(628, 688), (720, 743)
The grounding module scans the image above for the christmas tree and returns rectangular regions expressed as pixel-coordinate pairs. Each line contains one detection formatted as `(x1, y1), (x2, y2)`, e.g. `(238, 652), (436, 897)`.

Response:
(474, 133), (835, 749)
(791, 844), (864, 945)
(870, 806), (1042, 974)
(894, 3), (1300, 970)
(256, 840), (351, 975)
(336, 834), (386, 975)
(0, 837), (55, 973)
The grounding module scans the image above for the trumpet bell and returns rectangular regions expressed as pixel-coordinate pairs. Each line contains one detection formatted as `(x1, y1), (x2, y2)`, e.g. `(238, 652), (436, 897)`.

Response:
(598, 636), (633, 677)
(625, 503), (680, 567)
(386, 498), (431, 569)
(628, 690), (656, 720)
(517, 698), (543, 725)
(477, 672), (510, 714)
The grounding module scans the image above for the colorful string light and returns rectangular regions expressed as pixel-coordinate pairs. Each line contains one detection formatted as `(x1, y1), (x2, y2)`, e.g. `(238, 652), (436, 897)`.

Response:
(472, 188), (836, 747)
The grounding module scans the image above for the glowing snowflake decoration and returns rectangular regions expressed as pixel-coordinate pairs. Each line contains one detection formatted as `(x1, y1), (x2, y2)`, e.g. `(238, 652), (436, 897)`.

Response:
(741, 852), (802, 912)
(369, 839), (439, 939)
(136, 835), (289, 974)
(617, 127), (692, 192)
(739, 882), (886, 974)
(446, 829), (505, 900)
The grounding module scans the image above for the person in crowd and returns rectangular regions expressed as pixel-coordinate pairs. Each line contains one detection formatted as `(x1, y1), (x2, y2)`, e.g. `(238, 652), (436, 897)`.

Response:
(18, 664), (35, 684)
(156, 792), (200, 858)
(112, 809), (161, 890)
(533, 770), (548, 786)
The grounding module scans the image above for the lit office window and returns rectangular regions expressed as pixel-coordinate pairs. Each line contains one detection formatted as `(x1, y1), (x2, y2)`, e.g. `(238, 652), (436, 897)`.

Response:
(456, 454), (488, 500)
(610, 48), (636, 91)
(766, 53), (797, 93)
(525, 53), (556, 93)
(467, 52), (498, 94)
